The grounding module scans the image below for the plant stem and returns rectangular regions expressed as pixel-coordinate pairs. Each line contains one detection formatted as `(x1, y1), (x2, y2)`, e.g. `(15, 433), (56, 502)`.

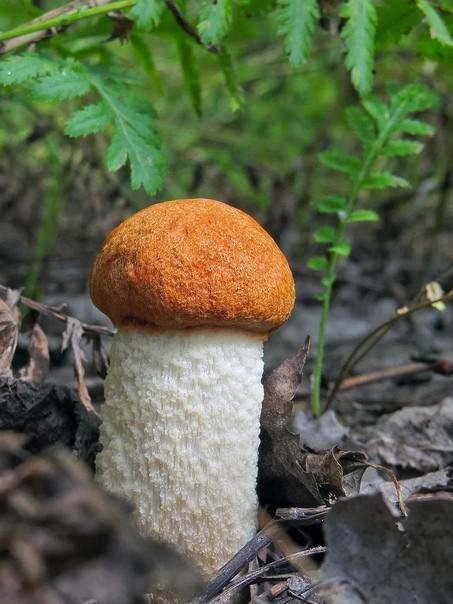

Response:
(0, 1), (135, 43)
(310, 105), (406, 415)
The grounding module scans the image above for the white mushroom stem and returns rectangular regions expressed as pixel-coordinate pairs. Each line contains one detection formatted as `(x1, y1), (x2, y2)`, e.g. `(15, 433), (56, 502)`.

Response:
(96, 328), (264, 576)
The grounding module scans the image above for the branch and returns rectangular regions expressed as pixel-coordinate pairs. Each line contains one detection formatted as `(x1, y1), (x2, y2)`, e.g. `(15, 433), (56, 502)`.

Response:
(0, 284), (114, 338)
(0, 0), (131, 54)
(164, 0), (218, 53)
(0, 0), (219, 55)
(325, 288), (453, 409)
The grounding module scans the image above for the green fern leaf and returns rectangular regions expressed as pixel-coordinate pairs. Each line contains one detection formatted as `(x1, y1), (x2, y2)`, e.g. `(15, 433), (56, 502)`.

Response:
(197, 0), (233, 45)
(130, 0), (164, 31)
(416, 0), (453, 46)
(346, 106), (376, 148)
(96, 83), (166, 193)
(0, 54), (56, 85)
(391, 83), (439, 115)
(319, 150), (361, 177)
(307, 256), (328, 271)
(316, 196), (347, 214)
(314, 225), (337, 243)
(277, 0), (319, 67)
(31, 62), (90, 101)
(397, 119), (435, 136)
(64, 102), (112, 137)
(341, 0), (377, 95)
(363, 97), (389, 126)
(376, 0), (421, 46)
(347, 209), (379, 222)
(218, 49), (244, 111)
(382, 139), (423, 157)
(177, 36), (202, 117)
(329, 239), (351, 256)
(364, 171), (410, 189)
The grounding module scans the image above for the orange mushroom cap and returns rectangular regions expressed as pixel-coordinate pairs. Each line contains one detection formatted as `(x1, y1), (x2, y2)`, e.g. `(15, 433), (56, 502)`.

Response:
(90, 198), (295, 334)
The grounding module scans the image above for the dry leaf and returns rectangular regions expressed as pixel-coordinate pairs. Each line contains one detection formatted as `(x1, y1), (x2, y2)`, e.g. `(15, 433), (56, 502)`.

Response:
(19, 321), (50, 382)
(61, 318), (97, 416)
(92, 333), (109, 379)
(0, 291), (21, 378)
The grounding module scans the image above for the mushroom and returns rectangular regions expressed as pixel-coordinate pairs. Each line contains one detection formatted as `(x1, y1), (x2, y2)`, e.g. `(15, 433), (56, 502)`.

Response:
(90, 198), (295, 578)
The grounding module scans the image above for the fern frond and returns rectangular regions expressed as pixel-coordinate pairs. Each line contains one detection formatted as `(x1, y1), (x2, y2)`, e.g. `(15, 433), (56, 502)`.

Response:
(197, 0), (233, 45)
(277, 0), (319, 67)
(341, 0), (377, 95)
(415, 0), (453, 46)
(0, 54), (56, 85)
(130, 0), (165, 31)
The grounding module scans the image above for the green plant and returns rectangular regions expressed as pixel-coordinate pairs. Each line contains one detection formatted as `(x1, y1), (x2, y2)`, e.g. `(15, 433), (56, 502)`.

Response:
(308, 83), (438, 416)
(0, 0), (451, 195)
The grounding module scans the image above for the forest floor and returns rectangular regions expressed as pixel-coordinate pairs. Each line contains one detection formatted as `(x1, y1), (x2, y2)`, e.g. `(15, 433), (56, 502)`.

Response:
(0, 185), (452, 603)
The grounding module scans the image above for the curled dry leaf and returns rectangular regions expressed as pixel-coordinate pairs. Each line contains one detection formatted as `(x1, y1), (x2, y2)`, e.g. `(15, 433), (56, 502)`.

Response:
(258, 337), (370, 509)
(0, 291), (21, 378)
(19, 321), (50, 382)
(62, 317), (97, 416)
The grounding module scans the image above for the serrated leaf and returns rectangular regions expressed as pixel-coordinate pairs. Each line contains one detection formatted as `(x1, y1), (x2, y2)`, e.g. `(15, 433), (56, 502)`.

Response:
(0, 54), (56, 85)
(277, 0), (319, 67)
(397, 119), (435, 136)
(375, 0), (421, 46)
(329, 239), (351, 256)
(363, 97), (389, 126)
(307, 256), (328, 271)
(32, 69), (90, 101)
(106, 129), (128, 171)
(319, 150), (361, 177)
(176, 36), (202, 117)
(314, 225), (337, 243)
(392, 83), (439, 114)
(416, 0), (453, 46)
(341, 0), (377, 95)
(317, 196), (347, 213)
(345, 106), (376, 148)
(364, 171), (410, 189)
(382, 139), (423, 156)
(347, 209), (380, 222)
(197, 0), (233, 45)
(91, 79), (166, 193)
(130, 0), (164, 31)
(218, 49), (244, 111)
(64, 102), (112, 137)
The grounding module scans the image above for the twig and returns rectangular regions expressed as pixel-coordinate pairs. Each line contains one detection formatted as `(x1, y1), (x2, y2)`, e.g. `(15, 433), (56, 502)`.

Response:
(325, 289), (453, 410)
(337, 359), (453, 392)
(207, 547), (326, 604)
(0, 0), (219, 55)
(0, 0), (127, 54)
(164, 0), (219, 53)
(195, 521), (279, 603)
(275, 506), (329, 523)
(0, 284), (114, 338)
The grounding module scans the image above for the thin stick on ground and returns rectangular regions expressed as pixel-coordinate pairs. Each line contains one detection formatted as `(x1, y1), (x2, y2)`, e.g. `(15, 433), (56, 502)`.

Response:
(325, 289), (453, 410)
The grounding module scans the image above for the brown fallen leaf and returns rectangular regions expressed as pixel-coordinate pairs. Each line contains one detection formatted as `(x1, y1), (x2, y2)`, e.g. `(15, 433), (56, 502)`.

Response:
(0, 290), (21, 378)
(19, 321), (50, 382)
(61, 317), (97, 416)
(258, 338), (370, 509)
